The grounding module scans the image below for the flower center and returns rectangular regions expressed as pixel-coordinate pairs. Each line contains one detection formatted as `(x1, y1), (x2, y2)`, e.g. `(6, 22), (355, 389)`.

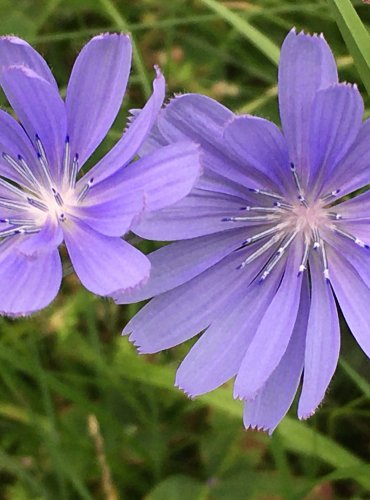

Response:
(222, 163), (368, 282)
(0, 135), (93, 241)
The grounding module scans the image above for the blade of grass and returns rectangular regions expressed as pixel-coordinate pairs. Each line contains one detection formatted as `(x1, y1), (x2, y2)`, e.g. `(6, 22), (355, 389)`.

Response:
(99, 0), (152, 98)
(114, 346), (370, 490)
(198, 0), (280, 65)
(327, 0), (370, 95)
(340, 358), (370, 399)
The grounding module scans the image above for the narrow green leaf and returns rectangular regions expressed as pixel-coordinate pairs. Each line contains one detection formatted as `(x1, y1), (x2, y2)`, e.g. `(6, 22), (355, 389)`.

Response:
(328, 0), (370, 95)
(340, 358), (370, 399)
(199, 0), (280, 65)
(115, 347), (370, 490)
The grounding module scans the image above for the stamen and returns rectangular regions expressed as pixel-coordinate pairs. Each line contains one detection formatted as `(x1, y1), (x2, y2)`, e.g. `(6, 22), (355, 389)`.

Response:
(297, 194), (309, 208)
(290, 163), (303, 193)
(63, 135), (71, 186)
(0, 197), (28, 210)
(35, 134), (53, 187)
(333, 226), (369, 249)
(237, 235), (281, 269)
(27, 197), (48, 212)
(0, 177), (27, 198)
(240, 206), (278, 213)
(298, 240), (310, 275)
(69, 154), (79, 189)
(312, 228), (321, 249)
(17, 155), (40, 187)
(248, 188), (284, 201)
(274, 201), (293, 210)
(321, 189), (340, 203)
(77, 177), (94, 202)
(242, 225), (283, 246)
(320, 239), (330, 281)
(0, 218), (35, 226)
(328, 212), (342, 220)
(52, 188), (64, 207)
(259, 231), (297, 281)
(59, 213), (66, 222)
(0, 225), (39, 238)
(222, 215), (278, 222)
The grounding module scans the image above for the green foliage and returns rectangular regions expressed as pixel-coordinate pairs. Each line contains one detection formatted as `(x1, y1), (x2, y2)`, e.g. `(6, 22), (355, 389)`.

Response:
(0, 0), (369, 498)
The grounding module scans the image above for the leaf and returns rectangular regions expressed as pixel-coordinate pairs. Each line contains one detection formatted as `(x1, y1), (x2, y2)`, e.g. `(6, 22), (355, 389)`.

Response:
(328, 0), (370, 95)
(145, 475), (206, 500)
(198, 0), (280, 65)
(115, 346), (370, 491)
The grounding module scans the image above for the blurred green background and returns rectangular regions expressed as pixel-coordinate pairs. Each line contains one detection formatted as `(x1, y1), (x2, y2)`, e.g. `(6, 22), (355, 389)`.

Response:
(0, 0), (369, 498)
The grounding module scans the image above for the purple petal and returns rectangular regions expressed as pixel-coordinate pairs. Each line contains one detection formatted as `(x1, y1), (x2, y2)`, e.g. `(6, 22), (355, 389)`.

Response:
(88, 141), (201, 214)
(223, 115), (290, 193)
(63, 218), (150, 296)
(0, 249), (62, 316)
(16, 217), (63, 256)
(243, 278), (309, 434)
(0, 66), (66, 182)
(325, 119), (370, 197)
(234, 239), (304, 400)
(0, 35), (57, 87)
(329, 248), (370, 358)
(72, 190), (144, 237)
(308, 83), (363, 195)
(86, 67), (165, 183)
(175, 262), (284, 397)
(156, 94), (267, 188)
(65, 33), (132, 168)
(0, 109), (40, 186)
(278, 29), (338, 183)
(116, 228), (246, 303)
(298, 255), (340, 419)
(132, 188), (249, 240)
(123, 251), (252, 354)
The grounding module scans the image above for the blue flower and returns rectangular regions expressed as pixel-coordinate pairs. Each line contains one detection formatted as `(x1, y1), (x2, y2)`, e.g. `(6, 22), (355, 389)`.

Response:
(118, 29), (370, 432)
(0, 34), (201, 316)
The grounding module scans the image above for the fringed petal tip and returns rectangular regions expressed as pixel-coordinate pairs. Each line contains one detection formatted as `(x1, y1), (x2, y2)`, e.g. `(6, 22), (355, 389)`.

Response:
(244, 422), (275, 436)
(0, 308), (41, 318)
(0, 35), (28, 45)
(174, 379), (197, 400)
(298, 407), (317, 421)
(110, 270), (150, 301)
(93, 32), (131, 42)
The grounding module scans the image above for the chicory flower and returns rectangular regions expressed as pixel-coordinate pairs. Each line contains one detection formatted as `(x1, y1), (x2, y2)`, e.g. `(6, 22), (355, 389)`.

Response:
(118, 29), (370, 432)
(0, 34), (200, 316)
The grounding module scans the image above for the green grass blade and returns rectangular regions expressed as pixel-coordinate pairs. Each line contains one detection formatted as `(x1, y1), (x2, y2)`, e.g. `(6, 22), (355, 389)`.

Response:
(340, 358), (370, 399)
(327, 0), (370, 95)
(199, 0), (280, 65)
(99, 0), (152, 98)
(115, 347), (370, 490)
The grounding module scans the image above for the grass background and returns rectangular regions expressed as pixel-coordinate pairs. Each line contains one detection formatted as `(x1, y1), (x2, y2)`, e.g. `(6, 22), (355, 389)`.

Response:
(0, 0), (369, 498)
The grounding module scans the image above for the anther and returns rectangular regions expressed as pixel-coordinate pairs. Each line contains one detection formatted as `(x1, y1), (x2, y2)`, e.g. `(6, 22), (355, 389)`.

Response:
(0, 197), (28, 210)
(274, 201), (293, 210)
(333, 226), (370, 249)
(321, 189), (341, 203)
(52, 188), (64, 207)
(242, 226), (283, 247)
(35, 134), (53, 187)
(63, 135), (71, 187)
(237, 235), (280, 269)
(248, 188), (284, 201)
(69, 153), (79, 189)
(320, 239), (330, 281)
(297, 241), (310, 276)
(77, 177), (94, 202)
(222, 215), (277, 222)
(27, 197), (48, 212)
(328, 212), (342, 220)
(259, 231), (297, 282)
